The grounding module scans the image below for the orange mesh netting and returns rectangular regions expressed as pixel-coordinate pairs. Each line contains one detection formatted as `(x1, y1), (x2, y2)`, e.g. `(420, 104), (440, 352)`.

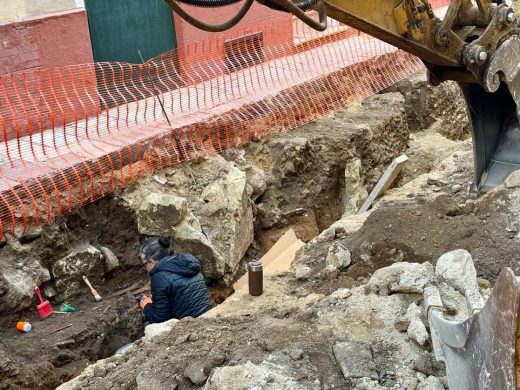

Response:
(0, 7), (449, 239)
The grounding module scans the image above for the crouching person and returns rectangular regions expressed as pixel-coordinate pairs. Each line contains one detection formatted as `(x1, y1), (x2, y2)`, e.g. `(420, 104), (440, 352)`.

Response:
(139, 235), (212, 324)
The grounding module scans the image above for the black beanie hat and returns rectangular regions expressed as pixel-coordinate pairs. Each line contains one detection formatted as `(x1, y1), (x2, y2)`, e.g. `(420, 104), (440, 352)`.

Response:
(140, 235), (172, 262)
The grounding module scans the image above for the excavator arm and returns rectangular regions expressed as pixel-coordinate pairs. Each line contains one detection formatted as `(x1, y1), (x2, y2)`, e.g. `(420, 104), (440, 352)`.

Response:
(323, 0), (520, 191)
(167, 0), (520, 190)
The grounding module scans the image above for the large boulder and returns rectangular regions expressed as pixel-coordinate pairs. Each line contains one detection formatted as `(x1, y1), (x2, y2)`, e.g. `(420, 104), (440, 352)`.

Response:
(172, 212), (224, 280)
(51, 245), (104, 300)
(137, 193), (188, 235)
(0, 246), (50, 313)
(197, 164), (254, 282)
(435, 249), (477, 295)
(365, 262), (434, 295)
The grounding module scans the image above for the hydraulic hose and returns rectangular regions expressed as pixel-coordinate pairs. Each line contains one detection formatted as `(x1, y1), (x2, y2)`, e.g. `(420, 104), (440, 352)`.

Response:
(265, 0), (327, 31)
(175, 0), (242, 7)
(255, 0), (317, 12)
(164, 0), (254, 32)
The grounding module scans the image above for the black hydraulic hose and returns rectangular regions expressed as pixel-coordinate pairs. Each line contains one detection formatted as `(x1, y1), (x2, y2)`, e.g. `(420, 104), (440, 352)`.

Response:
(175, 0), (242, 7)
(256, 0), (317, 12)
(164, 0), (254, 32)
(267, 0), (327, 31)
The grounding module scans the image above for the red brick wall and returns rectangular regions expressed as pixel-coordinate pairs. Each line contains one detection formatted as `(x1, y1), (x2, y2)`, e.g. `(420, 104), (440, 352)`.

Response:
(0, 9), (93, 75)
(173, 4), (292, 48)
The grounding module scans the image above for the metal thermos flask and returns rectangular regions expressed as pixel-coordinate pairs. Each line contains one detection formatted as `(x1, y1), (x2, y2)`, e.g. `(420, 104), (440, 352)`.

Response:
(248, 260), (263, 296)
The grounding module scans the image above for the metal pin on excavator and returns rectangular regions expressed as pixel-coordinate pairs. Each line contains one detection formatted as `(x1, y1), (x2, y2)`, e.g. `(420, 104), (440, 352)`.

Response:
(163, 0), (520, 387)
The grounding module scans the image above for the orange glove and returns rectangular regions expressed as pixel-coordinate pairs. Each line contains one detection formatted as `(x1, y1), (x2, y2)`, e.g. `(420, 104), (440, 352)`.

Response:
(139, 295), (152, 309)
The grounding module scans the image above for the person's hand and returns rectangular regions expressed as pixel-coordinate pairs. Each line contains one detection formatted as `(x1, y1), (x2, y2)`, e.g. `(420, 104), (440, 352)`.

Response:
(139, 295), (152, 309)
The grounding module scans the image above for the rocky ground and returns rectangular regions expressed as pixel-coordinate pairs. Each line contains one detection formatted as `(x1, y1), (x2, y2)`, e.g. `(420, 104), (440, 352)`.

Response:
(1, 71), (519, 389)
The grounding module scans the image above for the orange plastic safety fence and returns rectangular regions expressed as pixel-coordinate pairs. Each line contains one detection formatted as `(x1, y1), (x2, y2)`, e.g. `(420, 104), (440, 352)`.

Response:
(0, 7), (451, 239)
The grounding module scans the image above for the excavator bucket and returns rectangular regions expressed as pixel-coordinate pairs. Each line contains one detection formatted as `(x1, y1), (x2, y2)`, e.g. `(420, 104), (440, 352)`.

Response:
(424, 268), (520, 389)
(460, 82), (520, 191)
(461, 35), (520, 192)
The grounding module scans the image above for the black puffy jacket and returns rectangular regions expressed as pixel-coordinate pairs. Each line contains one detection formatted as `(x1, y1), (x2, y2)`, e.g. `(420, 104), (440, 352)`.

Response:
(143, 253), (211, 324)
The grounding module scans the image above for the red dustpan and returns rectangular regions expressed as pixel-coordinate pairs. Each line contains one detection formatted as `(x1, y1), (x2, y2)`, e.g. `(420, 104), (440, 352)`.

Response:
(35, 287), (53, 319)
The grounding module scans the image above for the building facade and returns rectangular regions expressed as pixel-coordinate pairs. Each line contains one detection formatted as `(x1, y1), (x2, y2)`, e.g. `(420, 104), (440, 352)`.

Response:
(0, 0), (291, 75)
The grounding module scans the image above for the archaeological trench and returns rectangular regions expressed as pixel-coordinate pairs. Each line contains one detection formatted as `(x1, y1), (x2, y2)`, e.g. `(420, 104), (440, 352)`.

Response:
(1, 72), (520, 390)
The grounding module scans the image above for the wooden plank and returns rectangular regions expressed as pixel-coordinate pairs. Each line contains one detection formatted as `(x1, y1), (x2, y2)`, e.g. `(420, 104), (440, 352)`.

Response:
(358, 154), (408, 213)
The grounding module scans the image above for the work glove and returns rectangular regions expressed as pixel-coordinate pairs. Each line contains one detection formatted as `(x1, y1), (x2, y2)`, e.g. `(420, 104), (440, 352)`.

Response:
(139, 295), (152, 309)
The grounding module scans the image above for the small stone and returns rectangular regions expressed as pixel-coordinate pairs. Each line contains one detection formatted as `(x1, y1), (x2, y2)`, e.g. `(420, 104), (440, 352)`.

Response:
(413, 353), (433, 375)
(174, 333), (190, 345)
(476, 277), (491, 289)
(394, 317), (410, 333)
(289, 348), (304, 360)
(321, 264), (339, 280)
(329, 288), (351, 300)
(294, 266), (312, 281)
(451, 184), (462, 193)
(406, 303), (429, 347)
(326, 243), (351, 270)
(417, 375), (444, 390)
(184, 361), (209, 385)
(93, 365), (107, 377)
(153, 174), (168, 185)
(43, 285), (57, 299)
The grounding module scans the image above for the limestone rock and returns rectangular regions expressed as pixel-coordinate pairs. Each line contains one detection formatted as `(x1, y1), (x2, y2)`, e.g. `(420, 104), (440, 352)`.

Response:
(394, 317), (410, 333)
(51, 247), (104, 301)
(333, 341), (378, 381)
(136, 367), (179, 390)
(312, 213), (369, 244)
(246, 165), (267, 201)
(143, 318), (179, 343)
(197, 165), (254, 282)
(504, 170), (520, 189)
(344, 158), (368, 215)
(406, 302), (429, 347)
(204, 361), (312, 390)
(435, 249), (477, 295)
(172, 212), (224, 280)
(99, 246), (119, 274)
(0, 258), (50, 313)
(413, 352), (434, 375)
(184, 361), (209, 385)
(417, 376), (445, 390)
(51, 245), (104, 301)
(321, 264), (339, 280)
(329, 288), (351, 300)
(365, 262), (434, 295)
(137, 193), (188, 235)
(294, 266), (312, 281)
(326, 243), (351, 270)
